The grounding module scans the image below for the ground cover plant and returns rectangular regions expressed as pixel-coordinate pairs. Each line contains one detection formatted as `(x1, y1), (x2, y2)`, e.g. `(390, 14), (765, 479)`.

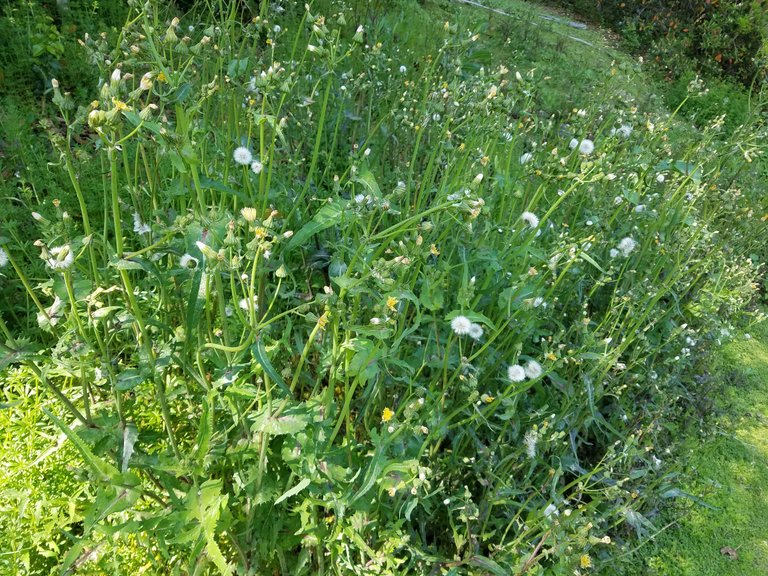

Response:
(0, 0), (767, 574)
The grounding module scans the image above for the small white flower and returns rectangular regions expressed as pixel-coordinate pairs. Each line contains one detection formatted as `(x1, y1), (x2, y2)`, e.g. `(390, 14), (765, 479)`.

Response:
(468, 323), (484, 340)
(579, 139), (595, 155)
(233, 146), (253, 166)
(569, 138), (579, 149)
(451, 315), (472, 336)
(400, 65), (407, 74)
(634, 204), (645, 213)
(508, 365), (526, 382)
(0, 247), (8, 268)
(656, 173), (665, 183)
(251, 159), (263, 174)
(46, 245), (74, 270)
(273, 25), (281, 33)
(618, 237), (637, 256)
(521, 211), (539, 229)
(519, 152), (533, 165)
(532, 297), (544, 308)
(609, 248), (619, 258)
(133, 212), (151, 235)
(524, 360), (543, 379)
(179, 253), (198, 269)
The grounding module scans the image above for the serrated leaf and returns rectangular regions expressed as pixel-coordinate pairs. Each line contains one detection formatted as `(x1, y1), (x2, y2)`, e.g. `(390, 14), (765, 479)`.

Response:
(42, 407), (118, 481)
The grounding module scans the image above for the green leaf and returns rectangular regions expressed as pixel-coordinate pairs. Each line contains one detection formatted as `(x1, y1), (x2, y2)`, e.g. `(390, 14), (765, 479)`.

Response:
(251, 338), (291, 396)
(285, 200), (344, 253)
(275, 477), (311, 505)
(42, 407), (118, 481)
(195, 391), (214, 467)
(468, 555), (508, 576)
(354, 169), (382, 198)
(121, 424), (139, 473)
(227, 57), (249, 79)
(419, 275), (444, 311)
(115, 369), (144, 391)
(252, 407), (310, 436)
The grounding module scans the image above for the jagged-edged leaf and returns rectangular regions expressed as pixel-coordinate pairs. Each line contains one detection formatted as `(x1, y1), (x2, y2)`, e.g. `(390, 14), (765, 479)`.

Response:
(42, 407), (118, 481)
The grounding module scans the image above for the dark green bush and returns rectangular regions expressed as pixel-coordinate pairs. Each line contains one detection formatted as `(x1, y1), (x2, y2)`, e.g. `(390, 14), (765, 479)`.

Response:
(541, 0), (767, 88)
(666, 70), (751, 135)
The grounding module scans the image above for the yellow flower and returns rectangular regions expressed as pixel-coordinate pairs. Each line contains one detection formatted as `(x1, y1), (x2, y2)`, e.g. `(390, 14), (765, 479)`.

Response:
(111, 98), (132, 112)
(382, 407), (394, 422)
(546, 352), (557, 361)
(156, 71), (167, 83)
(580, 554), (592, 569)
(386, 296), (398, 312)
(430, 244), (440, 256)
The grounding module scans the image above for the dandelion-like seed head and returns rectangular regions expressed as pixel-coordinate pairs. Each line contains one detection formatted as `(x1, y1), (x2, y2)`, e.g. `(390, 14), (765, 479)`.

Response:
(233, 146), (253, 166)
(46, 245), (74, 270)
(508, 364), (526, 382)
(450, 315), (472, 336)
(524, 360), (543, 379)
(579, 139), (595, 155)
(521, 211), (539, 229)
(523, 428), (538, 458)
(133, 212), (151, 235)
(180, 254), (198, 269)
(569, 138), (579, 149)
(468, 323), (484, 340)
(618, 236), (637, 256)
(251, 159), (263, 174)
(239, 296), (258, 311)
(618, 124), (633, 138)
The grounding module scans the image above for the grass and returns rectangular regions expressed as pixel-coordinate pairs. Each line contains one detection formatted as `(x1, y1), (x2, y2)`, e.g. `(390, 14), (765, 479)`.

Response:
(635, 317), (768, 575)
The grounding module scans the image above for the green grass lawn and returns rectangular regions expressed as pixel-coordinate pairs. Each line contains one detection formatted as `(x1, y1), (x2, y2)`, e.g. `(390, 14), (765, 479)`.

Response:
(636, 317), (768, 575)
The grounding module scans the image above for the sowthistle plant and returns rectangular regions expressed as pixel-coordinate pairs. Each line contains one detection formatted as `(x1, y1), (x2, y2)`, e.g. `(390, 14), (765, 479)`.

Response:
(0, 0), (766, 574)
